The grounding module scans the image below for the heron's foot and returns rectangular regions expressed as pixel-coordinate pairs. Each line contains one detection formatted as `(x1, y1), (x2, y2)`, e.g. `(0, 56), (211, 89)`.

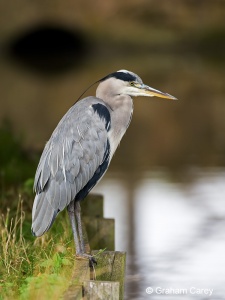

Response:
(75, 253), (97, 267)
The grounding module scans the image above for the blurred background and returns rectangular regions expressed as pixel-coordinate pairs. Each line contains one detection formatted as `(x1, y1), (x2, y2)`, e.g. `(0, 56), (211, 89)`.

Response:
(0, 0), (225, 299)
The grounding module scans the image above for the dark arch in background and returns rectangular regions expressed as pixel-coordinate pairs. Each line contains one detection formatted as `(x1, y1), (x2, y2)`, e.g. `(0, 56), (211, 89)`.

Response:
(6, 24), (89, 74)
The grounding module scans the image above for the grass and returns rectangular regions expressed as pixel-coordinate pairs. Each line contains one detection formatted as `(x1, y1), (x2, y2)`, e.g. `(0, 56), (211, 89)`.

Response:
(0, 121), (78, 299)
(0, 190), (76, 300)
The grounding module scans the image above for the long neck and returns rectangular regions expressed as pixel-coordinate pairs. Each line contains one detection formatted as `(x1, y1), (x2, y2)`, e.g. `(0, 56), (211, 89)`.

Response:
(109, 93), (133, 134)
(96, 79), (134, 157)
(102, 93), (134, 158)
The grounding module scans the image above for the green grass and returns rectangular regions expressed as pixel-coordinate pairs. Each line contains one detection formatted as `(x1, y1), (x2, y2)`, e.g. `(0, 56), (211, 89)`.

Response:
(0, 192), (76, 300)
(0, 122), (79, 299)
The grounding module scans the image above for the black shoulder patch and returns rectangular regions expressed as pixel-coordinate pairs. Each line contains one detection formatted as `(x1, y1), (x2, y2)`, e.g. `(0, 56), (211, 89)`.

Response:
(75, 139), (110, 201)
(92, 103), (111, 131)
(101, 71), (136, 82)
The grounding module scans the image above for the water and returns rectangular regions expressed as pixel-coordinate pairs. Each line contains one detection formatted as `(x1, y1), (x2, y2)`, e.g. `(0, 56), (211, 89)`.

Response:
(93, 170), (225, 299)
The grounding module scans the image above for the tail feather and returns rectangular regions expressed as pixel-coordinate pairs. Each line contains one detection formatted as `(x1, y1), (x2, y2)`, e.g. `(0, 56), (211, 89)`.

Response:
(31, 193), (58, 236)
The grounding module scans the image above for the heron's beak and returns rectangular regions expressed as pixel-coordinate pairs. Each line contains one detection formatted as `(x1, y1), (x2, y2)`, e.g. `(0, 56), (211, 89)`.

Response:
(140, 84), (178, 100)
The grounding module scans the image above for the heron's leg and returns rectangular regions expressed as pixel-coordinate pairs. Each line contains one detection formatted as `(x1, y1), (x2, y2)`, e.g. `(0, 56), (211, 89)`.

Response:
(74, 201), (85, 254)
(67, 201), (81, 255)
(74, 201), (97, 266)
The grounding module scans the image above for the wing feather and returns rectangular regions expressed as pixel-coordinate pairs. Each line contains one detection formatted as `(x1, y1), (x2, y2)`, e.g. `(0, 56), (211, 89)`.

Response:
(32, 97), (111, 236)
(59, 181), (67, 211)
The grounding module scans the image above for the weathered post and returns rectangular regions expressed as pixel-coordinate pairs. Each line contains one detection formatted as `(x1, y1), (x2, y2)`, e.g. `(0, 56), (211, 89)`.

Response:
(64, 194), (126, 300)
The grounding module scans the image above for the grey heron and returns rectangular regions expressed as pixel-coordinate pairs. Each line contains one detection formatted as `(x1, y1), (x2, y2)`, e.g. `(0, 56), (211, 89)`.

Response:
(32, 69), (177, 263)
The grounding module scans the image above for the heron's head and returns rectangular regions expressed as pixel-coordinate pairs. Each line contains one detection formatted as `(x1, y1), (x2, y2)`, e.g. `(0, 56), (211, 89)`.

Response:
(97, 69), (177, 100)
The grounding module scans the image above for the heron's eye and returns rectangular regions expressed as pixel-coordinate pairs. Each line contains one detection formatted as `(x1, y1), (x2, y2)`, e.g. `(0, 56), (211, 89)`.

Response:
(130, 81), (135, 86)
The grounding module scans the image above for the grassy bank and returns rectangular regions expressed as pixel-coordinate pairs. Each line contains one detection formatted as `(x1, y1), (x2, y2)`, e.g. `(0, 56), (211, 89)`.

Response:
(0, 124), (75, 299)
(0, 193), (75, 300)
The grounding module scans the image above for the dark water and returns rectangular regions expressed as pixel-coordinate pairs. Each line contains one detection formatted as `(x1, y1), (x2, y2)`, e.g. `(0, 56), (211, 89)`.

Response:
(94, 170), (225, 300)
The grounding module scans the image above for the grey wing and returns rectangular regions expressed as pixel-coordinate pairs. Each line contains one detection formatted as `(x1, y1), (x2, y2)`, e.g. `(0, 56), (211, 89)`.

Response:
(32, 98), (110, 236)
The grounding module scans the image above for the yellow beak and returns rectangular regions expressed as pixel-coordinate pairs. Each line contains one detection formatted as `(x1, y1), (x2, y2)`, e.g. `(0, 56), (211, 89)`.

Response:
(140, 84), (178, 100)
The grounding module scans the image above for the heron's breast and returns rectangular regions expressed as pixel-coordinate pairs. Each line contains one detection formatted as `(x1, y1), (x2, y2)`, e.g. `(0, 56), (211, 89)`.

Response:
(107, 103), (133, 159)
(107, 119), (131, 160)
